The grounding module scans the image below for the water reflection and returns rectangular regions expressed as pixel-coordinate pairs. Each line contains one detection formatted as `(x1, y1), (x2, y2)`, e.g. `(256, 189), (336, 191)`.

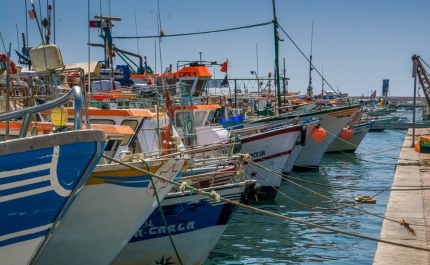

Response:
(206, 129), (404, 264)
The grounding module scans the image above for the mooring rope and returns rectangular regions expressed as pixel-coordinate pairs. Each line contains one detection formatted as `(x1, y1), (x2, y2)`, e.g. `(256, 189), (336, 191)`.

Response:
(101, 153), (429, 252)
(245, 157), (426, 227)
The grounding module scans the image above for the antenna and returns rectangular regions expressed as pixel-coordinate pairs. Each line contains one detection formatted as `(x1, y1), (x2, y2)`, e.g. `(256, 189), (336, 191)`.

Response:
(93, 15), (121, 21)
(134, 9), (140, 55)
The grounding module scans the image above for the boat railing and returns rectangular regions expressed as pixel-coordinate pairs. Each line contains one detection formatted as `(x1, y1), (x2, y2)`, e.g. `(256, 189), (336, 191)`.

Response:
(0, 85), (83, 138)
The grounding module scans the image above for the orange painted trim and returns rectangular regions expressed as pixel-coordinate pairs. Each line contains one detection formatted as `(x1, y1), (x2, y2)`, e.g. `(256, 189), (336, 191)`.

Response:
(0, 121), (134, 135)
(67, 108), (153, 118)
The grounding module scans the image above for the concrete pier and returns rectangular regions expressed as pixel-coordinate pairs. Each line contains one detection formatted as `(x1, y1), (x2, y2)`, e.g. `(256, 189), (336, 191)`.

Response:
(373, 128), (430, 264)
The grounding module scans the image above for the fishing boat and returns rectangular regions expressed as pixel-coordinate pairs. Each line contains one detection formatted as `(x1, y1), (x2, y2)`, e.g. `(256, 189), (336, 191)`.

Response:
(326, 120), (375, 153)
(113, 159), (259, 265)
(374, 116), (430, 130)
(365, 115), (400, 132)
(113, 180), (258, 265)
(245, 103), (360, 171)
(0, 83), (106, 264)
(34, 156), (191, 265)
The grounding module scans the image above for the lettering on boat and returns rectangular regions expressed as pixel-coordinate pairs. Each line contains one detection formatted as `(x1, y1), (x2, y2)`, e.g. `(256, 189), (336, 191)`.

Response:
(134, 220), (196, 238)
(179, 72), (197, 77)
(249, 150), (265, 158)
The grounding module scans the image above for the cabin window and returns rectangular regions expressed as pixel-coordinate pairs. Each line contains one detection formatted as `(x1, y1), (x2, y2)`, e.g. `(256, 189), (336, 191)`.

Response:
(89, 119), (115, 125)
(120, 120), (138, 146)
(193, 110), (208, 127)
(206, 110), (215, 125)
(105, 139), (116, 151)
(175, 111), (183, 128)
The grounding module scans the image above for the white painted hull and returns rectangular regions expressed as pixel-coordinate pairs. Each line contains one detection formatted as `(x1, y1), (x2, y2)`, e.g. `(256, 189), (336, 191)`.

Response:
(113, 183), (247, 265)
(239, 124), (302, 199)
(326, 121), (374, 153)
(288, 109), (357, 170)
(116, 227), (225, 265)
(34, 159), (187, 265)
(244, 105), (359, 171)
(282, 121), (318, 174)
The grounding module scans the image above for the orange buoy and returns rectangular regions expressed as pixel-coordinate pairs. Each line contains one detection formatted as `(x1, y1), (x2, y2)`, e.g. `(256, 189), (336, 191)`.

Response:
(340, 128), (353, 141)
(311, 127), (326, 142)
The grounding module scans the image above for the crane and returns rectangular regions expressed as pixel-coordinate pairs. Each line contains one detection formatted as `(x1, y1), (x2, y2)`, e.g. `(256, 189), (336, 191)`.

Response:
(412, 54), (430, 107)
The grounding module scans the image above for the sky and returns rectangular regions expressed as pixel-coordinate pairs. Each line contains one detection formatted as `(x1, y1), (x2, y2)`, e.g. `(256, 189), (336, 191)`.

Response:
(0, 0), (429, 97)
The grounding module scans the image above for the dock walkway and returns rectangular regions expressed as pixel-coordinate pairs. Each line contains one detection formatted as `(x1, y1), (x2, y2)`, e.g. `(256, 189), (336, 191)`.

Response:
(373, 128), (430, 264)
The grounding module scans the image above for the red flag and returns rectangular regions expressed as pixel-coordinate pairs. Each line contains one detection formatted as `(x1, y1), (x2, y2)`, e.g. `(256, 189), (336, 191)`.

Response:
(28, 10), (36, 20)
(220, 61), (228, 73)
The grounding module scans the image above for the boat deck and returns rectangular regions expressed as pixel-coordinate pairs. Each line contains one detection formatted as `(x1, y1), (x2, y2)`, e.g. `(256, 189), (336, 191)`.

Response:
(373, 128), (430, 264)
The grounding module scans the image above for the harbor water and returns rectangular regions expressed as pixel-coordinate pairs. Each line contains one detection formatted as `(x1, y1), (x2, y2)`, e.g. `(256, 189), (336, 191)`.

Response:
(205, 112), (414, 264)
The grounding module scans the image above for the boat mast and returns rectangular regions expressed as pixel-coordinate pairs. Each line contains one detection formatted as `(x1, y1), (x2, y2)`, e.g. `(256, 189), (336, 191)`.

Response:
(307, 21), (314, 99)
(272, 0), (281, 111)
(322, 66), (324, 99)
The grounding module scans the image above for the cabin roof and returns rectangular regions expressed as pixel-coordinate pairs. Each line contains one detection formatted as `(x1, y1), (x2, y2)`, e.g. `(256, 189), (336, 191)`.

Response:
(67, 108), (153, 118)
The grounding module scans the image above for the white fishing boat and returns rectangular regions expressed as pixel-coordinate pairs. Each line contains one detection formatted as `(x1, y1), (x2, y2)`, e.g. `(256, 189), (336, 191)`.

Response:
(244, 104), (360, 171)
(326, 120), (374, 153)
(113, 166), (259, 265)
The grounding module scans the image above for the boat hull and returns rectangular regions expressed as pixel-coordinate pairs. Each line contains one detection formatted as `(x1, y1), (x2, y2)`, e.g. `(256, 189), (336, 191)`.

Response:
(239, 124), (302, 199)
(246, 105), (359, 171)
(34, 158), (189, 265)
(326, 121), (374, 153)
(112, 182), (248, 265)
(0, 130), (105, 265)
(291, 107), (357, 170)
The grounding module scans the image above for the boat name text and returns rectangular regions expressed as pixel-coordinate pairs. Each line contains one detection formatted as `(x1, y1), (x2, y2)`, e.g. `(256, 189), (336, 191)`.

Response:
(249, 150), (266, 158)
(134, 220), (196, 237)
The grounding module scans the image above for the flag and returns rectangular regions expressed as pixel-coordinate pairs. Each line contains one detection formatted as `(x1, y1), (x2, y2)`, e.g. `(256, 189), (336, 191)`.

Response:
(89, 20), (101, 28)
(370, 90), (376, 98)
(28, 10), (36, 20)
(220, 75), (228, 88)
(220, 61), (228, 73)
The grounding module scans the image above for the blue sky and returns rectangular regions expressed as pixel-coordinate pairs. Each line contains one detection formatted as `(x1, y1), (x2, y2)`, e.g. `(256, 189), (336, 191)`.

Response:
(1, 0), (429, 97)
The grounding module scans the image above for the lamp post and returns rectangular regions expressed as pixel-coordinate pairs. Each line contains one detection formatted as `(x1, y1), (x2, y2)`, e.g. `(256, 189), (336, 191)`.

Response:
(411, 59), (417, 147)
(250, 70), (260, 94)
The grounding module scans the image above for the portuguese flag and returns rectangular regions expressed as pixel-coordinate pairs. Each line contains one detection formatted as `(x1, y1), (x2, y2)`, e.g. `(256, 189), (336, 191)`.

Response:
(89, 20), (101, 28)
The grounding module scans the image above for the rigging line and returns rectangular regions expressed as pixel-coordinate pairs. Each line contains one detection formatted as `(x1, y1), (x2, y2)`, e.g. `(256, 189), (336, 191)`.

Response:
(101, 153), (428, 252)
(277, 23), (340, 98)
(250, 164), (345, 211)
(246, 157), (425, 227)
(113, 21), (273, 39)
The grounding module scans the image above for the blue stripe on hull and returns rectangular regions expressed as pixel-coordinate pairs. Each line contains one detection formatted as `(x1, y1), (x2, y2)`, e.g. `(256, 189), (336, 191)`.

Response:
(1, 147), (53, 172)
(129, 194), (239, 243)
(0, 141), (102, 247)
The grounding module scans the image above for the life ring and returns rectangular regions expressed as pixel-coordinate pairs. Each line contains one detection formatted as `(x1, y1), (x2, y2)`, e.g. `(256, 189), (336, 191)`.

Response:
(160, 124), (172, 155)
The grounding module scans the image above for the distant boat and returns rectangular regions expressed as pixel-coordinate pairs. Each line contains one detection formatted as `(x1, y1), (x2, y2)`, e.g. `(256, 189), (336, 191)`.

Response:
(367, 116), (401, 132)
(378, 116), (430, 130)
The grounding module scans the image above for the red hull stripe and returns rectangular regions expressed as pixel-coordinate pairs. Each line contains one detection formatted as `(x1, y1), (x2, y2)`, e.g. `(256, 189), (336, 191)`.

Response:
(250, 150), (292, 163)
(240, 125), (301, 144)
